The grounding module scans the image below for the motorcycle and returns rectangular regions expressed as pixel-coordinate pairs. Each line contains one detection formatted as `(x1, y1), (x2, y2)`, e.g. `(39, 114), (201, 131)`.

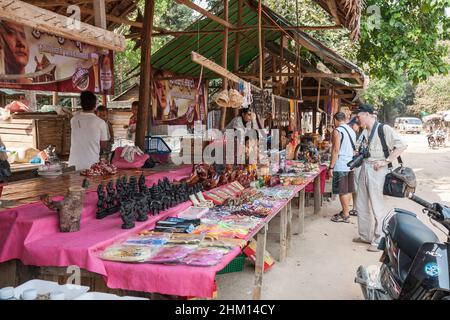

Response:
(428, 130), (447, 148)
(427, 133), (438, 148)
(436, 130), (447, 147)
(355, 192), (450, 300)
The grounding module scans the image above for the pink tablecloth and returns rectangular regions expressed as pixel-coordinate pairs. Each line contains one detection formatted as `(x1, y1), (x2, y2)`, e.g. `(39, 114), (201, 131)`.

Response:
(305, 165), (328, 194)
(0, 165), (320, 298)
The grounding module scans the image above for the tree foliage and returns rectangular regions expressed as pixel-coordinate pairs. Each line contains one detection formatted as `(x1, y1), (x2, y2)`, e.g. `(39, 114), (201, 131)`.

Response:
(359, 0), (450, 84)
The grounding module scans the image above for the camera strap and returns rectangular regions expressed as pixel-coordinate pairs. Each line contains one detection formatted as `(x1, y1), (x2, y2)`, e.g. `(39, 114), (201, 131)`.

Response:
(378, 123), (403, 169)
(367, 121), (379, 147)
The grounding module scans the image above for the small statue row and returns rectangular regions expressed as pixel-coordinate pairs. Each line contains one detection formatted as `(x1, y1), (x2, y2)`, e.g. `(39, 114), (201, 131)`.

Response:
(96, 174), (196, 229)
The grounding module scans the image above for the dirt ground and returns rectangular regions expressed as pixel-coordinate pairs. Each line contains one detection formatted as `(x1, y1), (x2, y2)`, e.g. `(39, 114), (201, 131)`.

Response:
(216, 133), (450, 300)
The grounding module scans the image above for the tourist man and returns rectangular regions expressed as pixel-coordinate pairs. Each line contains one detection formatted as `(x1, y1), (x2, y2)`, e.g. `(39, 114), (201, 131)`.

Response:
(69, 91), (109, 170)
(329, 112), (356, 223)
(353, 104), (407, 252)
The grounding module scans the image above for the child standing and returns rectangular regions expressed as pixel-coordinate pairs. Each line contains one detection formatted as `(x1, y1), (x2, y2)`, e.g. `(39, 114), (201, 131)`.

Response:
(124, 101), (138, 141)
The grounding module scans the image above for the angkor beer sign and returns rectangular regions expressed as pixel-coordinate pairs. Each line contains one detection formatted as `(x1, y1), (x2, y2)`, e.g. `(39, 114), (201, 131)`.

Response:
(152, 70), (207, 126)
(0, 20), (114, 94)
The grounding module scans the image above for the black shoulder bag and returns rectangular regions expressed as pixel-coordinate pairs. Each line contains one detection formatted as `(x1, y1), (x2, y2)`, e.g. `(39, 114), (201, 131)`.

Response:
(378, 124), (416, 198)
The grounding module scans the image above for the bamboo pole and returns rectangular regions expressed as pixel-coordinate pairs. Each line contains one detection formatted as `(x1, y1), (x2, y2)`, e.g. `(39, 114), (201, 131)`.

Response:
(136, 0), (155, 149)
(94, 0), (107, 107)
(258, 0), (263, 89)
(219, 0), (230, 130)
(234, 0), (243, 117)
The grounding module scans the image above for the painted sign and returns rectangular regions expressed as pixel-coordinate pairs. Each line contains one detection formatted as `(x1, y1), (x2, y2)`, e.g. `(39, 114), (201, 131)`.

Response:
(0, 20), (114, 94)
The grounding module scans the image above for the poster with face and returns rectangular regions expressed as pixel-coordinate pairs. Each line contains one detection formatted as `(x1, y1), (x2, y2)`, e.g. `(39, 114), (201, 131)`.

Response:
(151, 70), (207, 125)
(0, 20), (114, 94)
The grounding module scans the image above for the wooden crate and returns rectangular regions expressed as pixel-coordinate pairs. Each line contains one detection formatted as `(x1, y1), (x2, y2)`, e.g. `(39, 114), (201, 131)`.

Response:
(0, 118), (36, 150)
(108, 110), (131, 139)
(0, 115), (71, 156)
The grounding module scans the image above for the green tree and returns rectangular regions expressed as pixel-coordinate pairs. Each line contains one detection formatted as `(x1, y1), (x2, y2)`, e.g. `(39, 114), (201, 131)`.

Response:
(359, 0), (450, 84)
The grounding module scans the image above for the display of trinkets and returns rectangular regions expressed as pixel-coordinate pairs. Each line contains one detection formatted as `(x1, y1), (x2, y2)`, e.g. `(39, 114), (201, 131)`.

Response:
(100, 245), (154, 262)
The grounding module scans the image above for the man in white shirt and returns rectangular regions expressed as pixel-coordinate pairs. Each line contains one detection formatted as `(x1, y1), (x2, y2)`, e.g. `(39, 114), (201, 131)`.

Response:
(329, 112), (356, 223)
(68, 91), (109, 170)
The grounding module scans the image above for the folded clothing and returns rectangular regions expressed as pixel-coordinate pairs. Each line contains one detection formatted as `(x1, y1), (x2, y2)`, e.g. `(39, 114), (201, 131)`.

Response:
(112, 146), (149, 169)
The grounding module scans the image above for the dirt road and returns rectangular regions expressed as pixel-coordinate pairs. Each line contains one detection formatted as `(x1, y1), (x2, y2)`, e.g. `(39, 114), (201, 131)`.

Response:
(217, 133), (450, 299)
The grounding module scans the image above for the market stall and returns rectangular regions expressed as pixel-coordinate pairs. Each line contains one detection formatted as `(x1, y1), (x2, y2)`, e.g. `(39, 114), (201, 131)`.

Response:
(0, 163), (324, 299)
(0, 0), (364, 301)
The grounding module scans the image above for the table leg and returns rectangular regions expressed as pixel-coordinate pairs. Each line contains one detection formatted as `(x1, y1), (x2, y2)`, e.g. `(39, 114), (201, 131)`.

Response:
(296, 189), (305, 235)
(287, 200), (292, 250)
(253, 225), (268, 300)
(314, 175), (321, 215)
(279, 205), (288, 262)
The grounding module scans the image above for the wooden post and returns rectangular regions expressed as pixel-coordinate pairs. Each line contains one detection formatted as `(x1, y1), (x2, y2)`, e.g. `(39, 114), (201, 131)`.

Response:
(136, 0), (155, 149)
(234, 0), (242, 118)
(278, 34), (284, 95)
(93, 0), (107, 29)
(94, 0), (107, 106)
(253, 224), (267, 300)
(258, 0), (263, 89)
(297, 189), (305, 235)
(313, 105), (317, 133)
(314, 174), (321, 215)
(71, 97), (77, 111)
(52, 92), (59, 106)
(219, 0), (230, 130)
(234, 0), (242, 73)
(287, 199), (292, 250)
(279, 205), (288, 262)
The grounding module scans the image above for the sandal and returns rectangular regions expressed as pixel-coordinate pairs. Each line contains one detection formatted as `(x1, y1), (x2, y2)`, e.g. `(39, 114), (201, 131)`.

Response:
(349, 209), (358, 216)
(331, 213), (350, 223)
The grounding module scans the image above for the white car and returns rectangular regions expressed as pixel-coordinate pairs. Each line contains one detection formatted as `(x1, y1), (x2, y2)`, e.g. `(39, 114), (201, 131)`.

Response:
(394, 117), (422, 134)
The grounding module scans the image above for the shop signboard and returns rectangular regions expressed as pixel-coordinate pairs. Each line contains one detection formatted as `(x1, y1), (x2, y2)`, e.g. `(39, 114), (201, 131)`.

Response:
(0, 20), (114, 94)
(152, 71), (207, 126)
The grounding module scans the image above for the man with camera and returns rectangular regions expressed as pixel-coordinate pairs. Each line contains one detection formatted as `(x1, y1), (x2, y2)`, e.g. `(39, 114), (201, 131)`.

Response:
(329, 112), (356, 223)
(351, 104), (407, 252)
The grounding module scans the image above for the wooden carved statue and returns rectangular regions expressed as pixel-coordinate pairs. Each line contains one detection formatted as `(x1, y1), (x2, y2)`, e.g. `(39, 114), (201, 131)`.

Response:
(40, 179), (89, 232)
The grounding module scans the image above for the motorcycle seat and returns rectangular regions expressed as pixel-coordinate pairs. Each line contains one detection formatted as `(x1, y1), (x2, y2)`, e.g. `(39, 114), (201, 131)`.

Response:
(387, 209), (439, 259)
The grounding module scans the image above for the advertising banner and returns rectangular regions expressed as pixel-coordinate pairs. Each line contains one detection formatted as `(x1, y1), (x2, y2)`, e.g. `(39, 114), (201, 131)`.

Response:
(152, 70), (207, 126)
(0, 20), (114, 94)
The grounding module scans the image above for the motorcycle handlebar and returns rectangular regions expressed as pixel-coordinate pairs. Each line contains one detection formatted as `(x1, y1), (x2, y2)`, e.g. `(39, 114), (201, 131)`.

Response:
(408, 193), (433, 209)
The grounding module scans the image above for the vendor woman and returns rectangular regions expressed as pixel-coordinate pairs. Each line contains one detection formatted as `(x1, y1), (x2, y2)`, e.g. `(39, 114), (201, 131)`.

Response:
(226, 108), (260, 130)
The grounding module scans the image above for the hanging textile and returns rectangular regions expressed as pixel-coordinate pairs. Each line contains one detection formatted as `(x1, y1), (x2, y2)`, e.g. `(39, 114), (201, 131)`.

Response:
(251, 88), (273, 124)
(288, 99), (295, 131)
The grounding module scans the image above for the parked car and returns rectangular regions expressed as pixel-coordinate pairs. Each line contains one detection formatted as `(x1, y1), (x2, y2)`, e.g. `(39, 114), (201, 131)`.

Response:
(394, 117), (422, 134)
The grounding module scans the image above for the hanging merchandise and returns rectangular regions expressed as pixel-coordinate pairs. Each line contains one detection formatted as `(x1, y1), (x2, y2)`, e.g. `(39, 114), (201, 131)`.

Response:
(228, 88), (244, 108)
(289, 99), (295, 131)
(251, 88), (272, 118)
(215, 89), (230, 108)
(273, 97), (290, 127)
(241, 81), (253, 109)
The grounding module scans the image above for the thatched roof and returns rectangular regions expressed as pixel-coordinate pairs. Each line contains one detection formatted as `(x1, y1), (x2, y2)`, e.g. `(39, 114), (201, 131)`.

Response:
(313, 0), (364, 40)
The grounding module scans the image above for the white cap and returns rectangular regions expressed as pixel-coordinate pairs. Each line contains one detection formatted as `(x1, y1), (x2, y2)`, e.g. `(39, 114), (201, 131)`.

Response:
(0, 287), (15, 300)
(22, 288), (38, 300)
(49, 291), (65, 300)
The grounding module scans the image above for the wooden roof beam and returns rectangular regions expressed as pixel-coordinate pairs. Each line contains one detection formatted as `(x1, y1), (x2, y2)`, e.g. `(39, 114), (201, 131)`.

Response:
(174, 0), (235, 29)
(25, 0), (119, 7)
(0, 0), (125, 51)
